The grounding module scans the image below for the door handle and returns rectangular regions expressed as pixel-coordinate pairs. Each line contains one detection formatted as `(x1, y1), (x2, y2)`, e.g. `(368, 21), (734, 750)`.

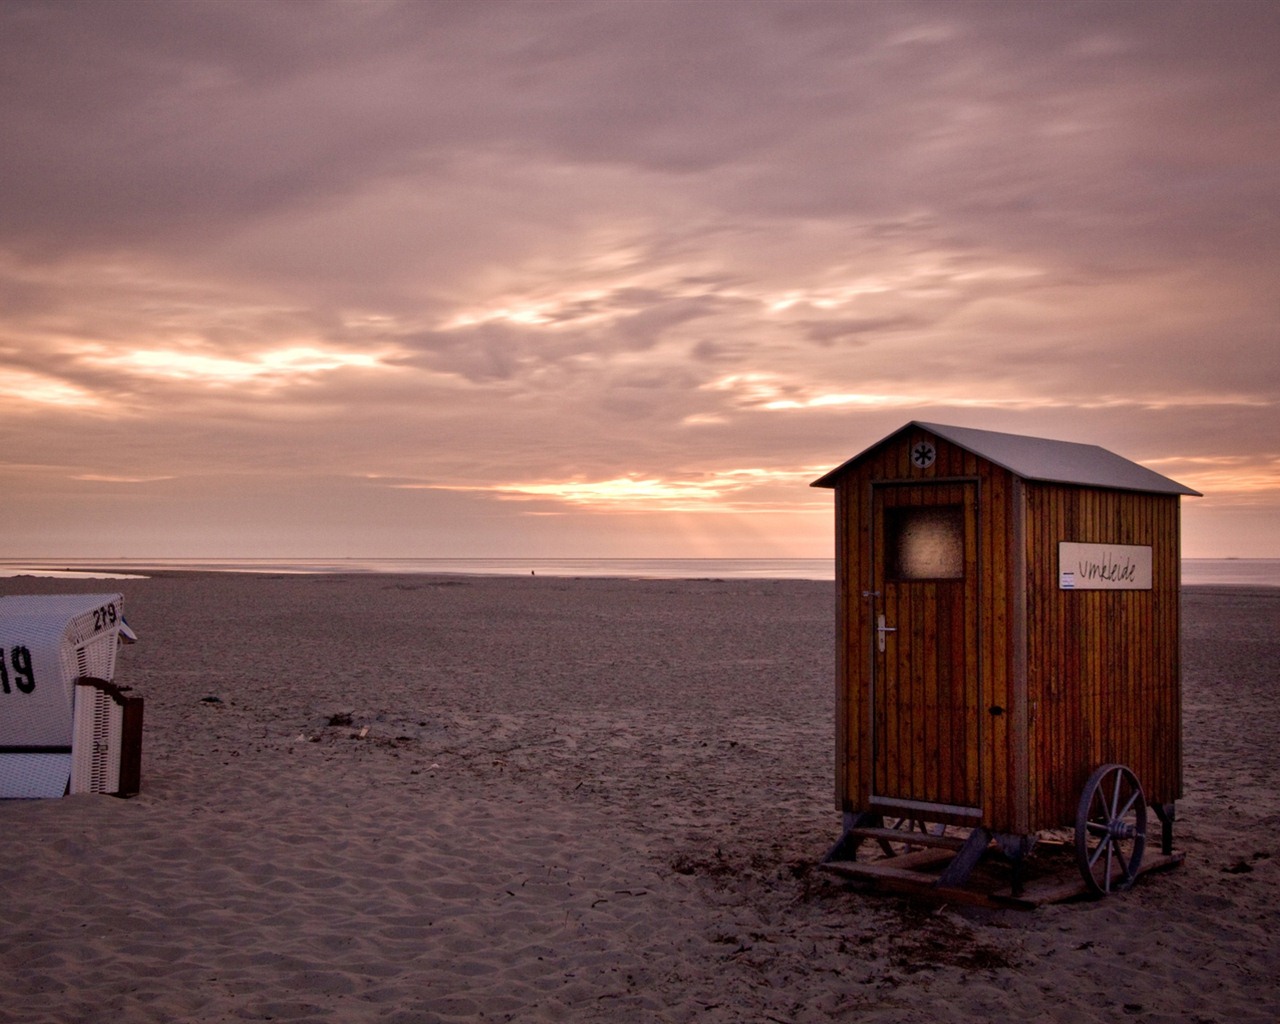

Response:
(876, 613), (897, 653)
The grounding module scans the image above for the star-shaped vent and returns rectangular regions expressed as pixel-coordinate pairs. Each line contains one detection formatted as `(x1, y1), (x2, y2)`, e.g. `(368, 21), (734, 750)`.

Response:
(911, 441), (937, 469)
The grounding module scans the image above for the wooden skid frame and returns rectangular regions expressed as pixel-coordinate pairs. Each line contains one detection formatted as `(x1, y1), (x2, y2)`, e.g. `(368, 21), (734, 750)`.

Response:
(820, 833), (1184, 909)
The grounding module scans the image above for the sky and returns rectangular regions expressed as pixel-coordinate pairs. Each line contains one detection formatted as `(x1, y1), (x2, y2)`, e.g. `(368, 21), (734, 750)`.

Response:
(2, 0), (1277, 561)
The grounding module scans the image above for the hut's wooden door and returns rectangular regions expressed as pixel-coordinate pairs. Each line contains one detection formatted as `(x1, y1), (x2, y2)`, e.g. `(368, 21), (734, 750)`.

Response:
(870, 481), (981, 818)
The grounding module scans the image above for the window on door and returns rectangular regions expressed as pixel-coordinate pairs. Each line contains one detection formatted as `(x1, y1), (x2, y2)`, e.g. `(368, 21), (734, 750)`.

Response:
(885, 505), (965, 580)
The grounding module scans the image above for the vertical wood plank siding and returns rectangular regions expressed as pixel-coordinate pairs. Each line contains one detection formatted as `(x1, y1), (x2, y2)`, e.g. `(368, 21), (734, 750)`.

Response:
(829, 428), (1183, 835)
(1023, 484), (1183, 826)
(833, 484), (851, 811)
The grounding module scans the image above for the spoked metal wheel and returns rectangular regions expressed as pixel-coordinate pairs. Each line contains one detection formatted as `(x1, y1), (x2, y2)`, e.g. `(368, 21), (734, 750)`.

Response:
(1075, 763), (1147, 896)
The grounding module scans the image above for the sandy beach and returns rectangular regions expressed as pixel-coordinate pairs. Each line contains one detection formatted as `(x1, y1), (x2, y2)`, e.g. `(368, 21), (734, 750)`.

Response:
(1, 572), (1277, 1023)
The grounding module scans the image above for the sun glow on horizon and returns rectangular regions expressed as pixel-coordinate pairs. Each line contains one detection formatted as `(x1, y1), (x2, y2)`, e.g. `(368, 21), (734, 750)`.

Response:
(1146, 455), (1280, 502)
(392, 466), (831, 513)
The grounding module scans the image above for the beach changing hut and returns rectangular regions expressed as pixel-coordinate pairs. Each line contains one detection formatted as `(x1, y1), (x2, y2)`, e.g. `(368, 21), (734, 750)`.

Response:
(812, 422), (1199, 901)
(0, 593), (142, 799)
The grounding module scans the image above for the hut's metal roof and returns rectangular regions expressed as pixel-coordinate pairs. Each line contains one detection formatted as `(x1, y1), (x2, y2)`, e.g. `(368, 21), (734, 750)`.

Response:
(811, 421), (1201, 495)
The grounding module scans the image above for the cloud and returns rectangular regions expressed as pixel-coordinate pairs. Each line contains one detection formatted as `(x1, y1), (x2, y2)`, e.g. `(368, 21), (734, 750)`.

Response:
(1, 0), (1277, 557)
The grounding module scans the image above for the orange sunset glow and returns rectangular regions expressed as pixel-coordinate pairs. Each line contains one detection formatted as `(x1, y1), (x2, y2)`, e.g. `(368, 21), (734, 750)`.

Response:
(2, 1), (1277, 560)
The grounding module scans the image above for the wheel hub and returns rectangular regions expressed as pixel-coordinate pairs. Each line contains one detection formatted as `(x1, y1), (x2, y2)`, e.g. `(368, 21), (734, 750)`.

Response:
(1109, 820), (1138, 841)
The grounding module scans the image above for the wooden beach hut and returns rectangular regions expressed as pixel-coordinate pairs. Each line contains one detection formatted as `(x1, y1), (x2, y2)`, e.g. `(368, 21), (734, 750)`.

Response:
(812, 422), (1200, 901)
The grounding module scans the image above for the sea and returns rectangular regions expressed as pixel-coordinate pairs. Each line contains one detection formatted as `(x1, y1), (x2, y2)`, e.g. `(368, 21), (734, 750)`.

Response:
(1, 557), (1278, 586)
